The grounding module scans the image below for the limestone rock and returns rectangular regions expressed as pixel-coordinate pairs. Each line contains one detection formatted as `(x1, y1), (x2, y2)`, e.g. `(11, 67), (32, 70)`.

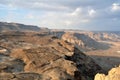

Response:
(94, 66), (120, 80)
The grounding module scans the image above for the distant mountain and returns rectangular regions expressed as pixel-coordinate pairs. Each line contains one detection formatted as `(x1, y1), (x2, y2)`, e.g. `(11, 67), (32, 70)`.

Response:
(0, 22), (49, 32)
(61, 32), (110, 51)
(51, 30), (120, 51)
(83, 31), (120, 42)
(52, 30), (120, 42)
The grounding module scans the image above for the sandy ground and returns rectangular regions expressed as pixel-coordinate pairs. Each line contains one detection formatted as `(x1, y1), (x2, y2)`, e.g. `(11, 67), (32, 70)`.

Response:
(86, 41), (120, 72)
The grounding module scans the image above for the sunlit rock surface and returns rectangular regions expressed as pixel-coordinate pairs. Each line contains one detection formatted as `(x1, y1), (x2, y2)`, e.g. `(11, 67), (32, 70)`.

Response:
(94, 66), (120, 80)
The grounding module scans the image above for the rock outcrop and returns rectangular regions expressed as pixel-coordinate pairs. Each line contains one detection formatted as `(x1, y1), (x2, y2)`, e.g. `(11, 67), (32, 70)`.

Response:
(94, 65), (120, 80)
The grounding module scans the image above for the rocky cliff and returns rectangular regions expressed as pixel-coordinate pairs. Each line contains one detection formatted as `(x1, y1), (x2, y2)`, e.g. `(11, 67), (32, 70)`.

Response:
(52, 30), (120, 42)
(94, 65), (120, 80)
(51, 30), (120, 52)
(0, 31), (103, 80)
(61, 32), (110, 51)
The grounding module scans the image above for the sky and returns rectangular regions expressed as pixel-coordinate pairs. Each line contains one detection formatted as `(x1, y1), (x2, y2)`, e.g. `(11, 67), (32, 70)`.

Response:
(0, 0), (120, 31)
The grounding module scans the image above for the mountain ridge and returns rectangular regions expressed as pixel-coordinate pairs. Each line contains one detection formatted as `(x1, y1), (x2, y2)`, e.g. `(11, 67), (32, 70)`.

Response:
(0, 22), (49, 32)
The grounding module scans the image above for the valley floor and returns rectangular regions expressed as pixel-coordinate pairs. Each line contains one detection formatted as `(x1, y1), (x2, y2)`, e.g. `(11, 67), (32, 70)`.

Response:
(86, 41), (120, 71)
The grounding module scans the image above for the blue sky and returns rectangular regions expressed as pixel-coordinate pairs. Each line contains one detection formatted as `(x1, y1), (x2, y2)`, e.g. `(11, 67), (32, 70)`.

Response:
(0, 0), (120, 31)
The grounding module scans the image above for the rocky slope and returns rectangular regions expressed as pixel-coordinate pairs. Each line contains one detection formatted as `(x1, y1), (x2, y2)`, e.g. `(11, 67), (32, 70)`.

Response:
(94, 65), (120, 80)
(0, 22), (49, 32)
(0, 31), (103, 80)
(52, 30), (120, 42)
(51, 30), (120, 52)
(61, 32), (110, 51)
(82, 31), (120, 42)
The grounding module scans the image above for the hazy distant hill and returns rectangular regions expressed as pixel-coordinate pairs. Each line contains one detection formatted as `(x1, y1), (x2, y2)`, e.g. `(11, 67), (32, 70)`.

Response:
(61, 32), (110, 51)
(52, 30), (120, 42)
(51, 30), (120, 51)
(0, 22), (48, 32)
(84, 31), (120, 42)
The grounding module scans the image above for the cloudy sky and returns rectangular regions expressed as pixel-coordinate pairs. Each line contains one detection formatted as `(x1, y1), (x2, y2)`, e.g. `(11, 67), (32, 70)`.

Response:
(0, 0), (120, 31)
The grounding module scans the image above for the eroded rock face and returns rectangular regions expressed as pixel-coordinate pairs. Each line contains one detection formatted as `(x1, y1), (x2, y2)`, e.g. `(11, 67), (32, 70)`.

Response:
(62, 32), (110, 51)
(94, 66), (120, 80)
(52, 30), (120, 42)
(0, 32), (103, 80)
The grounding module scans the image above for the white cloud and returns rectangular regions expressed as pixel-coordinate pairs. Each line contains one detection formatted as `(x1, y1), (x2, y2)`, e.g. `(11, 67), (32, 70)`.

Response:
(37, 7), (91, 29)
(32, 2), (70, 11)
(88, 9), (96, 17)
(111, 3), (120, 11)
(26, 14), (34, 19)
(71, 8), (82, 16)
(64, 21), (73, 26)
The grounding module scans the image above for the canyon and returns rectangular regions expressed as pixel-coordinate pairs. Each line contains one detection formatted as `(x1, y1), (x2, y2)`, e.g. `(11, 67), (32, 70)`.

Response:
(52, 30), (120, 71)
(0, 22), (120, 80)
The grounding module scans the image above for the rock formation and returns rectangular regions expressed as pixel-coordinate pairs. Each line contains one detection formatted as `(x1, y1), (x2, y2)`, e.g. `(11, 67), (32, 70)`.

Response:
(52, 30), (120, 42)
(85, 31), (120, 42)
(94, 65), (120, 80)
(61, 32), (110, 51)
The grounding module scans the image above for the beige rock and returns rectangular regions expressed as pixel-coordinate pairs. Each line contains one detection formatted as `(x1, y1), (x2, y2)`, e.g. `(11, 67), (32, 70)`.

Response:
(94, 66), (120, 80)
(94, 73), (105, 80)
(0, 73), (14, 79)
